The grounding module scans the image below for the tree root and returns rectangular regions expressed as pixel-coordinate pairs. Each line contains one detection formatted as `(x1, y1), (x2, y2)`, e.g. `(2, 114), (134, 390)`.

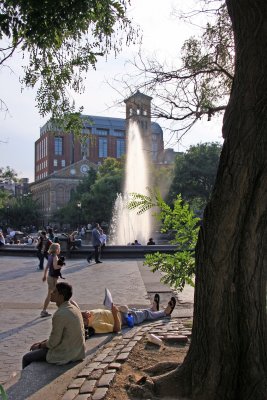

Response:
(144, 361), (180, 376)
(126, 363), (192, 399)
(126, 376), (155, 399)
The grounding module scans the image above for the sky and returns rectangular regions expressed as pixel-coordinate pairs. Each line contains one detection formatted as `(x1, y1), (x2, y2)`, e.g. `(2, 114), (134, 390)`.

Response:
(0, 0), (224, 182)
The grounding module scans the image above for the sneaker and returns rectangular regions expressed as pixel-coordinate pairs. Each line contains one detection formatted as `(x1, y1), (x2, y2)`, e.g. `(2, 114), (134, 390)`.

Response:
(103, 288), (113, 309)
(40, 310), (51, 318)
(96, 261), (103, 264)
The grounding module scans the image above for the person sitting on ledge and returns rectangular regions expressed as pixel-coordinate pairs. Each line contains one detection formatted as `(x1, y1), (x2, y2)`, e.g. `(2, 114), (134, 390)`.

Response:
(147, 238), (155, 245)
(131, 239), (141, 246)
(22, 282), (85, 369)
(0, 231), (5, 246)
(81, 290), (176, 335)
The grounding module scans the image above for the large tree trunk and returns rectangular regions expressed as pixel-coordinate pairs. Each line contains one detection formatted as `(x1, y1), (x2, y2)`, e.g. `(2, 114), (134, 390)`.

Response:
(152, 1), (267, 399)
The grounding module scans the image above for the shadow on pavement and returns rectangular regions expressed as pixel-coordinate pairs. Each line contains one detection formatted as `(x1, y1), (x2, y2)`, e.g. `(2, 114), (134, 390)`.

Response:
(5, 334), (112, 400)
(0, 317), (46, 341)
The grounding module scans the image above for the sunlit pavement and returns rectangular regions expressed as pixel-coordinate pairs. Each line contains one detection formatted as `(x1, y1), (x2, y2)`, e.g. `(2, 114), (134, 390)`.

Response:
(0, 255), (193, 385)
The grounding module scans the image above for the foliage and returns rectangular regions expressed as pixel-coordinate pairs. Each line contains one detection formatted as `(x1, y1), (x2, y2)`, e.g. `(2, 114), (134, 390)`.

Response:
(53, 158), (124, 227)
(0, 194), (40, 228)
(167, 142), (222, 210)
(80, 157), (124, 223)
(121, 1), (232, 135)
(0, 166), (19, 181)
(0, 189), (11, 209)
(129, 190), (200, 291)
(97, 157), (124, 178)
(82, 172), (123, 222)
(70, 169), (97, 201)
(0, 0), (137, 118)
(150, 163), (174, 200)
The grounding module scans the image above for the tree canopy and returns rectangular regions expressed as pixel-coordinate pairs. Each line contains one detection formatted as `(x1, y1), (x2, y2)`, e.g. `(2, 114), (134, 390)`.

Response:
(0, 0), (137, 118)
(121, 0), (232, 136)
(167, 142), (222, 210)
(53, 157), (124, 227)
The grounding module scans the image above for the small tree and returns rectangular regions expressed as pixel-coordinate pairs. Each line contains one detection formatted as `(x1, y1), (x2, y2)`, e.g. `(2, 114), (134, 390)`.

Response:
(129, 191), (200, 291)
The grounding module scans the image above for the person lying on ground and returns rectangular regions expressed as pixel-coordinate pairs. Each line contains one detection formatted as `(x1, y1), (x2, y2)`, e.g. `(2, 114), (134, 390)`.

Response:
(81, 292), (176, 335)
(22, 282), (85, 369)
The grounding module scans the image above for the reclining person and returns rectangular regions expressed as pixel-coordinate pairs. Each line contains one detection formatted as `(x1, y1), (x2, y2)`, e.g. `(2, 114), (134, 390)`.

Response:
(81, 292), (176, 335)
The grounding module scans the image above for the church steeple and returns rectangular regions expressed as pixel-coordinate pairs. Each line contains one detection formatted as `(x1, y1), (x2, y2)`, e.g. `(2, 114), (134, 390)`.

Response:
(124, 91), (152, 153)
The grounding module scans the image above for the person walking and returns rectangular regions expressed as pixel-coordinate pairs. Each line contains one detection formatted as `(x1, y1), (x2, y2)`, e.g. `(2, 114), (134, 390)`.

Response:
(91, 223), (102, 264)
(36, 231), (52, 270)
(40, 243), (61, 317)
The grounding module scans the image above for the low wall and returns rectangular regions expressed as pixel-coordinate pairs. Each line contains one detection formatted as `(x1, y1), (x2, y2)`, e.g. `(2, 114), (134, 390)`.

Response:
(0, 244), (178, 259)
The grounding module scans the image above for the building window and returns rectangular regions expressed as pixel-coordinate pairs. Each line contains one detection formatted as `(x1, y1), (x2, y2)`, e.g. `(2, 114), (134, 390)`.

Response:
(111, 130), (125, 137)
(61, 160), (66, 167)
(54, 159), (58, 166)
(152, 142), (158, 161)
(99, 138), (108, 157)
(82, 127), (92, 134)
(116, 139), (125, 158)
(96, 128), (109, 136)
(54, 137), (63, 155)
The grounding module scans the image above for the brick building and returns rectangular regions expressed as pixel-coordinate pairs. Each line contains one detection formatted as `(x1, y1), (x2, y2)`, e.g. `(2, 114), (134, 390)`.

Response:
(30, 91), (173, 225)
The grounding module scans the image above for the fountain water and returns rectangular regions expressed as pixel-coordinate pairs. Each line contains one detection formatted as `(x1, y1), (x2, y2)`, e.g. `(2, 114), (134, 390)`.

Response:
(111, 121), (152, 245)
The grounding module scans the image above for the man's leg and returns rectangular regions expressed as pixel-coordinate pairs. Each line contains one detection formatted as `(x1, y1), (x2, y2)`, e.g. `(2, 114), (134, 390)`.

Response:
(127, 309), (166, 325)
(94, 245), (102, 263)
(22, 348), (48, 369)
(37, 251), (44, 269)
(39, 253), (45, 270)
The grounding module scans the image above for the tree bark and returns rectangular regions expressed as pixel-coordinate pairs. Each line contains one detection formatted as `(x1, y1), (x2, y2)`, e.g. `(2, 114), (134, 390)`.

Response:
(152, 1), (267, 399)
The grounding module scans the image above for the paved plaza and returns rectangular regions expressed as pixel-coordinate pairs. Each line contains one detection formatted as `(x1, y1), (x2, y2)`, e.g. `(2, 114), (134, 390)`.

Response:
(0, 255), (194, 397)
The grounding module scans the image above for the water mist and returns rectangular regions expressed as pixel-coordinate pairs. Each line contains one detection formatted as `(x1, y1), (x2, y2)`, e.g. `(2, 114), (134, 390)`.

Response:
(111, 121), (152, 245)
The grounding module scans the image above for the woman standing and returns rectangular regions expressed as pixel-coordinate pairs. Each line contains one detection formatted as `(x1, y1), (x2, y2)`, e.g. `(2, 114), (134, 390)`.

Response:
(40, 243), (61, 317)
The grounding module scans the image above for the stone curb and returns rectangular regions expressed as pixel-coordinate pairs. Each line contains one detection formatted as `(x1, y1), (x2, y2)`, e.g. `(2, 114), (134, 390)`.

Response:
(62, 317), (192, 400)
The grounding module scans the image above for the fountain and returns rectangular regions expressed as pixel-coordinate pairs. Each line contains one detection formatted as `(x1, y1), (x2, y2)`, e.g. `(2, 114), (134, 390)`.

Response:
(111, 120), (152, 245)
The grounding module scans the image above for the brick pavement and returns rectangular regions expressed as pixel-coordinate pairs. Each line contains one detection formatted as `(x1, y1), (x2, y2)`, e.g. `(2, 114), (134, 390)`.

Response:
(0, 255), (194, 398)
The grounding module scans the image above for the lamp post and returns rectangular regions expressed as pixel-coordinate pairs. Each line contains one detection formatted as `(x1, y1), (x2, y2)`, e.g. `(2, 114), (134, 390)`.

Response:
(77, 201), (81, 229)
(6, 205), (10, 228)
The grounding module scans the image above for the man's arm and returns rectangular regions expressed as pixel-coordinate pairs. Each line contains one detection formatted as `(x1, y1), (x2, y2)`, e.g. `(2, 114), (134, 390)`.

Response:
(30, 339), (48, 351)
(112, 304), (121, 333)
(46, 313), (65, 349)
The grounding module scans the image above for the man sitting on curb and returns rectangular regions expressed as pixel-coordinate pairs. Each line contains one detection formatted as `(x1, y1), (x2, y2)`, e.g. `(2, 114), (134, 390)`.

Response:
(22, 282), (85, 369)
(81, 289), (176, 335)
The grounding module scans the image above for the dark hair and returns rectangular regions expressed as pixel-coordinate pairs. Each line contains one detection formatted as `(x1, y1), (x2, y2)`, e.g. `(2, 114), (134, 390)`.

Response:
(56, 282), (72, 301)
(41, 230), (47, 235)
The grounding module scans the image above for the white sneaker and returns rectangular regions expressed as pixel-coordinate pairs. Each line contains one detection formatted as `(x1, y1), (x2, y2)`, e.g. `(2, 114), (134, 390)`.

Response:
(40, 310), (51, 318)
(103, 288), (113, 309)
